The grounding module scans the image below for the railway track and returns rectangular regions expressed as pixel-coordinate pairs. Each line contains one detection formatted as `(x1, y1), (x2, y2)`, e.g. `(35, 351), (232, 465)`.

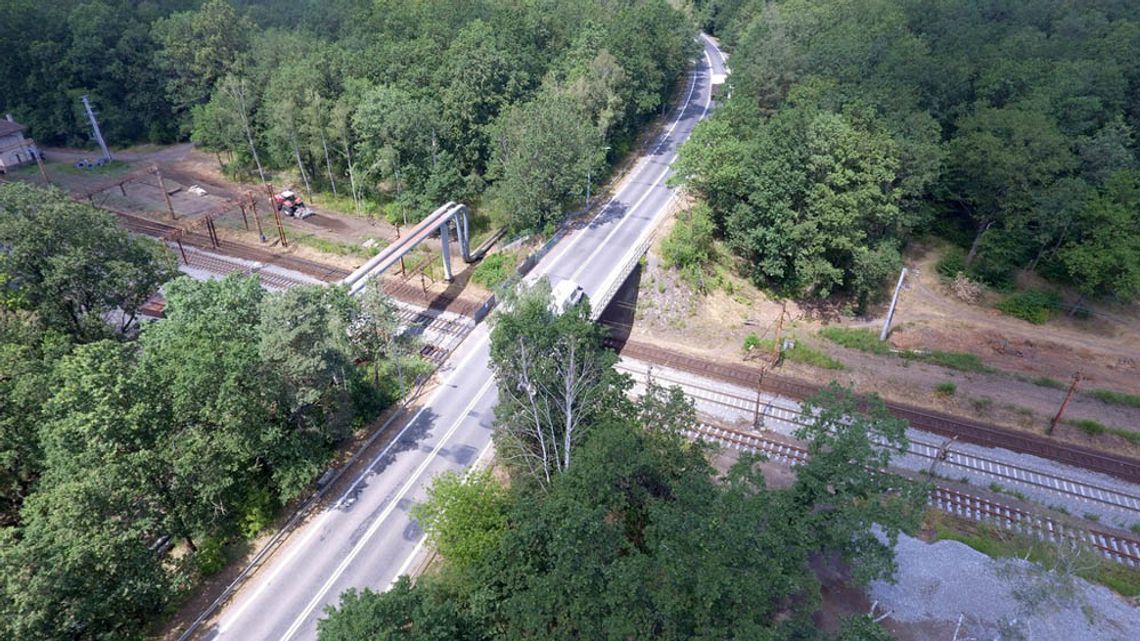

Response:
(621, 363), (1140, 516)
(685, 421), (1140, 567)
(612, 339), (1140, 484)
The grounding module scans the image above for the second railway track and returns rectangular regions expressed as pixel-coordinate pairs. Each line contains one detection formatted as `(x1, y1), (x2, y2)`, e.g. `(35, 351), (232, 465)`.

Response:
(612, 339), (1140, 484)
(685, 421), (1140, 568)
(620, 362), (1140, 517)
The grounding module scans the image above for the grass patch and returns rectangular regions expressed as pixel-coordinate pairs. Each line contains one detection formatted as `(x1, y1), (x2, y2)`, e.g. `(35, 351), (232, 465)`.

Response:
(927, 512), (1140, 597)
(1088, 388), (1140, 408)
(935, 382), (957, 397)
(1065, 419), (1140, 445)
(995, 289), (1062, 324)
(819, 327), (992, 373)
(1069, 418), (1107, 436)
(293, 233), (384, 258)
(52, 158), (130, 177)
(471, 251), (517, 290)
(1033, 376), (1066, 390)
(745, 335), (844, 370)
(309, 189), (386, 219)
(818, 327), (891, 355)
(905, 349), (992, 373)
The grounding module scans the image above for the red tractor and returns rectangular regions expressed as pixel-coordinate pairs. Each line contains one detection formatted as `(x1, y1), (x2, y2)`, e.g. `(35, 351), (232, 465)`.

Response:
(273, 190), (314, 219)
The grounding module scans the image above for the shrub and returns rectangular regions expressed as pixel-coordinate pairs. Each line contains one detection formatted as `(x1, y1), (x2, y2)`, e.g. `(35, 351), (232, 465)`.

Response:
(742, 333), (763, 353)
(472, 252), (516, 289)
(936, 247), (967, 279)
(195, 537), (227, 576)
(1088, 389), (1140, 408)
(662, 203), (716, 291)
(935, 382), (957, 397)
(995, 289), (1061, 324)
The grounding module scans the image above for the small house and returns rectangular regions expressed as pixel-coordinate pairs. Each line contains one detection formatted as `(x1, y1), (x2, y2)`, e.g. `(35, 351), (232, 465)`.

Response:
(0, 115), (40, 174)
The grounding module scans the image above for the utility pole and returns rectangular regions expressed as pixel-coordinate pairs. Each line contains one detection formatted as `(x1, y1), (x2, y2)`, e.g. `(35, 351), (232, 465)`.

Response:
(880, 267), (908, 341)
(1048, 371), (1082, 435)
(79, 96), (112, 162)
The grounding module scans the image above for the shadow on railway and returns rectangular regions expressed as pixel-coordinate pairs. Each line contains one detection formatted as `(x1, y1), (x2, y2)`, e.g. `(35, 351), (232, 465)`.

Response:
(597, 261), (642, 351)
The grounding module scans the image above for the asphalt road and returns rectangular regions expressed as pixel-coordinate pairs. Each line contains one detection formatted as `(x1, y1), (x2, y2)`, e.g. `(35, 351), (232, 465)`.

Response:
(204, 34), (727, 641)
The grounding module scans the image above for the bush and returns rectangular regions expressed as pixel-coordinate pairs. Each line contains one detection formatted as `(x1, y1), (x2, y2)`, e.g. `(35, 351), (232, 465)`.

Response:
(195, 537), (227, 576)
(742, 333), (763, 353)
(1088, 389), (1140, 408)
(995, 289), (1061, 324)
(662, 203), (716, 291)
(935, 382), (957, 397)
(936, 247), (967, 279)
(472, 252), (517, 289)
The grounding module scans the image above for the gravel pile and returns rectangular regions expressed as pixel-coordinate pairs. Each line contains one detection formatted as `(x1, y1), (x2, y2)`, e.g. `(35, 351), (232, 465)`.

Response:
(871, 533), (1140, 641)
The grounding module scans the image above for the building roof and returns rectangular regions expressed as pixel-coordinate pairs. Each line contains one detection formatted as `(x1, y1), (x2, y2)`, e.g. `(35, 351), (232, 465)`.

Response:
(0, 120), (27, 137)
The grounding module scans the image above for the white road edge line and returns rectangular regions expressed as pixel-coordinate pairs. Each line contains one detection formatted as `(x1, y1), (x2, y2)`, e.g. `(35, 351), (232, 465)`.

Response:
(279, 377), (497, 641)
(387, 439), (498, 586)
(216, 330), (492, 635)
(540, 48), (703, 278)
(572, 48), (715, 288)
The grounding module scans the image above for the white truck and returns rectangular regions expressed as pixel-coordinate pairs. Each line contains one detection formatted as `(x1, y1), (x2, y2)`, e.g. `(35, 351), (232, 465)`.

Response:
(550, 278), (584, 314)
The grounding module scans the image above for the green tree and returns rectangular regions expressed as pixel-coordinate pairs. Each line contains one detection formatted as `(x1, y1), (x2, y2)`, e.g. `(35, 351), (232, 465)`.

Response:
(412, 469), (509, 571)
(1060, 169), (1140, 302)
(488, 91), (604, 233)
(489, 281), (625, 487)
(318, 578), (479, 641)
(0, 183), (176, 340)
(152, 0), (252, 122)
(792, 383), (925, 584)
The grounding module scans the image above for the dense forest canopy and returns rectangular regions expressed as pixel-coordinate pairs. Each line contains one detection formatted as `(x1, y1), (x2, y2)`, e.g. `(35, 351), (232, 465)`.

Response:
(677, 0), (1140, 305)
(1, 0), (695, 232)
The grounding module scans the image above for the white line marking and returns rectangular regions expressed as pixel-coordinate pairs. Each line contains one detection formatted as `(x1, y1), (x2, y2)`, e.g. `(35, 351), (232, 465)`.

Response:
(571, 48), (715, 289)
(279, 378), (496, 641)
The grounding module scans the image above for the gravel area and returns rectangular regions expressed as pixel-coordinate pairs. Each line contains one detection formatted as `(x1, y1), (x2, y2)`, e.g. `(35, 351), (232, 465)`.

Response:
(873, 533), (1140, 641)
(620, 357), (1140, 530)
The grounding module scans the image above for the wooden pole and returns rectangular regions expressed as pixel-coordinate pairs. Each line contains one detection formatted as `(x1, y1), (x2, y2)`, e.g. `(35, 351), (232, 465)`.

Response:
(248, 193), (266, 241)
(175, 238), (188, 264)
(272, 205), (288, 248)
(35, 152), (50, 185)
(239, 201), (250, 230)
(155, 168), (176, 220)
(1048, 372), (1082, 435)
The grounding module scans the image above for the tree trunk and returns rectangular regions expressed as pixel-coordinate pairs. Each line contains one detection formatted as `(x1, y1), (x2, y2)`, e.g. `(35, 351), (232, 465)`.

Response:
(293, 142), (312, 202)
(965, 220), (993, 267)
(314, 94), (338, 197)
(228, 78), (267, 184)
(1068, 293), (1085, 317)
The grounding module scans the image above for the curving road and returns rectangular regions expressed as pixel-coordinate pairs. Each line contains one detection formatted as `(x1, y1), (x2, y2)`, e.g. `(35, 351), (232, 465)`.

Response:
(201, 34), (727, 641)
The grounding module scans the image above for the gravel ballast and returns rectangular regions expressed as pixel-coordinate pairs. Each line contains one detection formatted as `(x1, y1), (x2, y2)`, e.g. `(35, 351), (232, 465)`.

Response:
(872, 534), (1139, 641)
